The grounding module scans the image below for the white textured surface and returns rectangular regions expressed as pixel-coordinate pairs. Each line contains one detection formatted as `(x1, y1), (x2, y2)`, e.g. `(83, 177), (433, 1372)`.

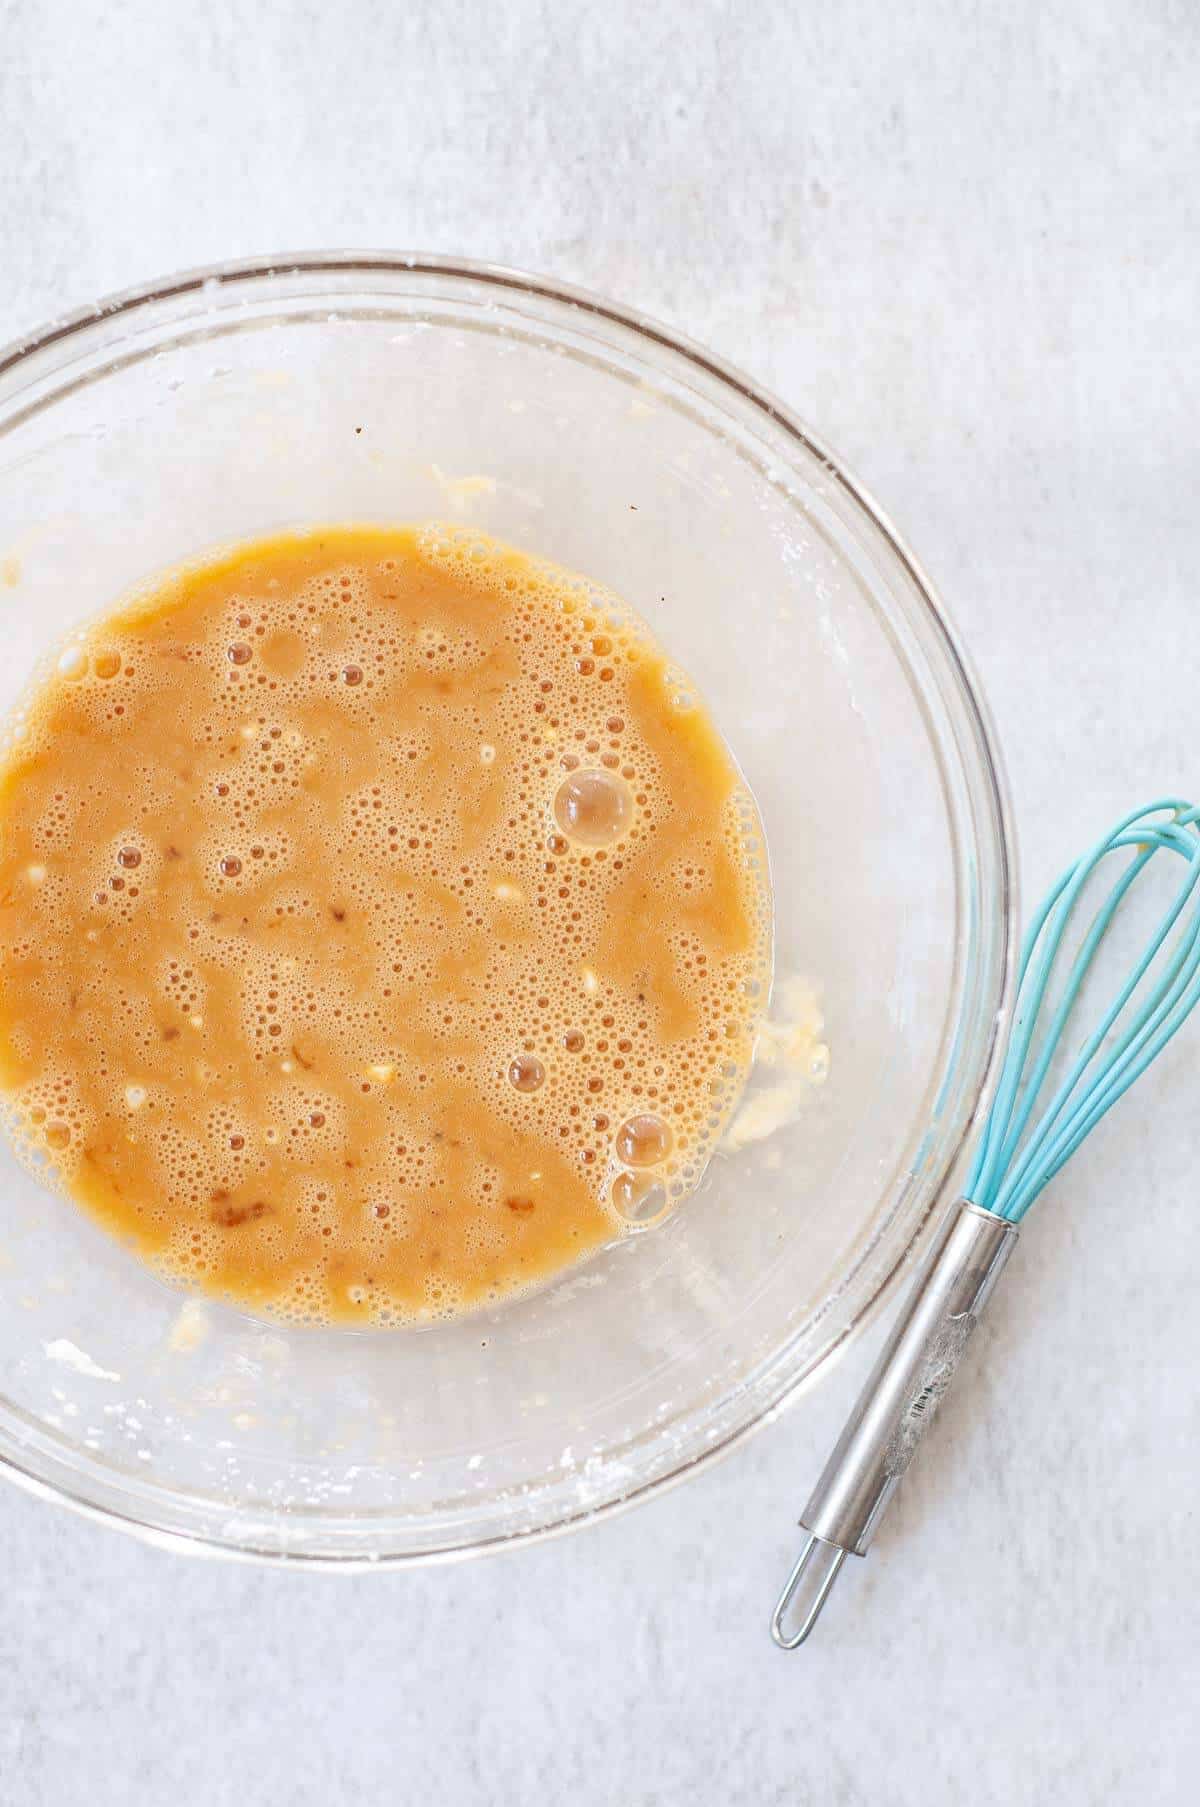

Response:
(2, 2), (1198, 1800)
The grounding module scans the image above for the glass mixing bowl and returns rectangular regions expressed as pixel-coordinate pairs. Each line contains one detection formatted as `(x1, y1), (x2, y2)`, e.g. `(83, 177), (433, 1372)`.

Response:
(0, 255), (1015, 1560)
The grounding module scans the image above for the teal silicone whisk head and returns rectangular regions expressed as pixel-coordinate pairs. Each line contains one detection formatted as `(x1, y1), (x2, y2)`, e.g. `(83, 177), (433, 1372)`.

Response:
(967, 798), (1200, 1224)
(773, 798), (1200, 1649)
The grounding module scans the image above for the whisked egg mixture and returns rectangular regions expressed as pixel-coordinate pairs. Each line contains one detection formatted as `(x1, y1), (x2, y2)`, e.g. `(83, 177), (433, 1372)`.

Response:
(0, 526), (770, 1323)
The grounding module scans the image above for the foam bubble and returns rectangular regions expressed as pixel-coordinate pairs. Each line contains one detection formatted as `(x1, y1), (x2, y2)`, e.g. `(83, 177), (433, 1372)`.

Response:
(610, 1170), (669, 1225)
(508, 1054), (545, 1093)
(615, 1113), (673, 1167)
(553, 770), (631, 847)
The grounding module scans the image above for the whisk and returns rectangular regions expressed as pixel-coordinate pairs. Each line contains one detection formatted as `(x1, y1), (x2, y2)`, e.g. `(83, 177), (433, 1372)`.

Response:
(772, 797), (1200, 1648)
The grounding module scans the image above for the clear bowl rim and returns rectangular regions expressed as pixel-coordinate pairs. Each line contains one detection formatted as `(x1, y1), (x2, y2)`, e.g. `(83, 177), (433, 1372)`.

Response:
(0, 250), (1019, 1563)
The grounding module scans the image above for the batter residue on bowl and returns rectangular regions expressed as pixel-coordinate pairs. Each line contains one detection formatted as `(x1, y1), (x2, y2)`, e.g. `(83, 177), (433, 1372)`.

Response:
(0, 526), (770, 1323)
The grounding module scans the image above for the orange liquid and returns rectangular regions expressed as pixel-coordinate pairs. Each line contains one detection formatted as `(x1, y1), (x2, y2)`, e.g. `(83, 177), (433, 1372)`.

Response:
(0, 527), (770, 1323)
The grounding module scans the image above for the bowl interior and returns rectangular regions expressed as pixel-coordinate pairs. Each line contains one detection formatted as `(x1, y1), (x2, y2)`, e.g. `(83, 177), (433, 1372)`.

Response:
(0, 259), (1011, 1557)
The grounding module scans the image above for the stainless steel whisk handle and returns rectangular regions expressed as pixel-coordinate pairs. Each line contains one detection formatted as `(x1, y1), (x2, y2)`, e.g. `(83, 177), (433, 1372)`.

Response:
(771, 1200), (1019, 1648)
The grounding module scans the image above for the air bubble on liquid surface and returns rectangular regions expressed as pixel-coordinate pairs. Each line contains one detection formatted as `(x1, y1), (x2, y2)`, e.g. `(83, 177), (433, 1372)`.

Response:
(610, 1170), (669, 1227)
(552, 770), (631, 847)
(508, 1054), (545, 1092)
(615, 1113), (673, 1167)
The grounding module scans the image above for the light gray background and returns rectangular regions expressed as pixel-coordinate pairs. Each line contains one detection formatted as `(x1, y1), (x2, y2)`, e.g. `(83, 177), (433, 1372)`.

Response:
(2, 2), (1198, 1801)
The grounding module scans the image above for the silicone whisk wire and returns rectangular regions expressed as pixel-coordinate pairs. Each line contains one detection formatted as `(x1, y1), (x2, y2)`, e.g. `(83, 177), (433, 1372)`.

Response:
(966, 799), (1200, 1224)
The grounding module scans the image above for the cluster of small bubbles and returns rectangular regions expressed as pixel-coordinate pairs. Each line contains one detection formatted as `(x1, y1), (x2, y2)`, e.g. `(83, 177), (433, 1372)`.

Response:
(33, 787), (77, 847)
(158, 954), (205, 1022)
(0, 525), (772, 1325)
(4, 1072), (90, 1185)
